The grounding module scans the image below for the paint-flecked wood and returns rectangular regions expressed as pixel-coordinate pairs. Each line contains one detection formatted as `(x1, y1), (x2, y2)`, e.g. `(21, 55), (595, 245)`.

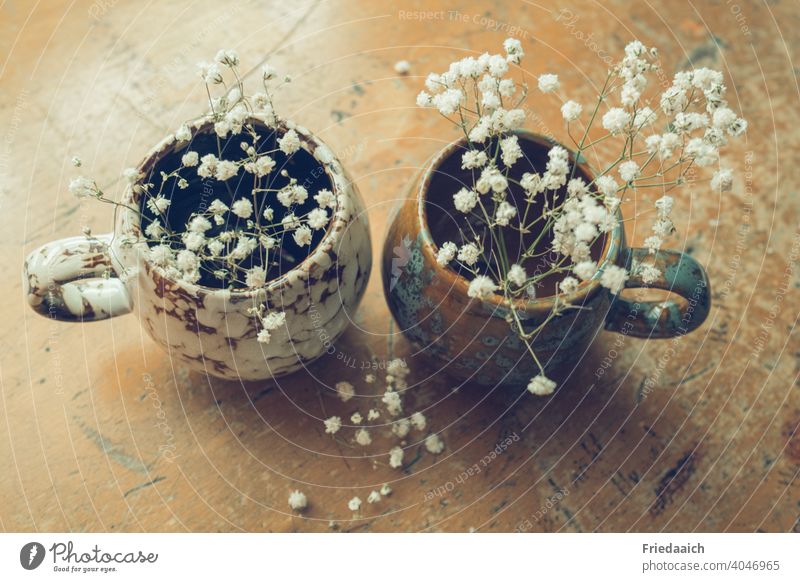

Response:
(1, 0), (798, 532)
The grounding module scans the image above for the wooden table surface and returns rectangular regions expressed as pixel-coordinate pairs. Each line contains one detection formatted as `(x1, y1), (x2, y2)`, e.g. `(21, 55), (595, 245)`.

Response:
(2, 0), (798, 532)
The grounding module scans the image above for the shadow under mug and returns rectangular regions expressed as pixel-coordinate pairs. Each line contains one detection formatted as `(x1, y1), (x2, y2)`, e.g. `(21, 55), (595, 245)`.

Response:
(24, 119), (372, 381)
(382, 132), (711, 387)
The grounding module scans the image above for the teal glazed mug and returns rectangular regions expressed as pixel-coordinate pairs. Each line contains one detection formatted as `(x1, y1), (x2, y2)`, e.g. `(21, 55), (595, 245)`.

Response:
(382, 132), (711, 387)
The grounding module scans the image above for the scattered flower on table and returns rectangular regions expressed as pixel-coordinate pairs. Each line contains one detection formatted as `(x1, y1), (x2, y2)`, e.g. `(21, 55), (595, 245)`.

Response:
(288, 490), (307, 511)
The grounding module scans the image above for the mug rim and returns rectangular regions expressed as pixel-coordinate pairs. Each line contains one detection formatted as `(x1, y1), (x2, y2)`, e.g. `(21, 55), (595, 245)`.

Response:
(415, 130), (623, 315)
(117, 116), (349, 298)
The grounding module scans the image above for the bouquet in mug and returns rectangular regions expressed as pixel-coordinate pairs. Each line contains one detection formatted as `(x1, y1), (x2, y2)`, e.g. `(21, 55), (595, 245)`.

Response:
(68, 50), (337, 343)
(416, 39), (746, 395)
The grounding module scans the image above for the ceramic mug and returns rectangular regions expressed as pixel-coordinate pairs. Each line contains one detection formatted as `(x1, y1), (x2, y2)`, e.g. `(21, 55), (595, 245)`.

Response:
(24, 119), (372, 381)
(382, 132), (710, 387)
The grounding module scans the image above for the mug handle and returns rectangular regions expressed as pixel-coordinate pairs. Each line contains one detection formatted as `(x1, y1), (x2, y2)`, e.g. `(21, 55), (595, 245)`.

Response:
(24, 233), (133, 322)
(604, 247), (710, 339)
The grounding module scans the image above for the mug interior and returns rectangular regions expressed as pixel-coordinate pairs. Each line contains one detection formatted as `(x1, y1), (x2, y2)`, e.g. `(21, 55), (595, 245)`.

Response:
(423, 133), (608, 299)
(137, 121), (334, 289)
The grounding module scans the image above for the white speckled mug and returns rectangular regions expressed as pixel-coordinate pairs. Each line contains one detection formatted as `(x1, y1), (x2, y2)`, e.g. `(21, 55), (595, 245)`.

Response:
(24, 120), (372, 381)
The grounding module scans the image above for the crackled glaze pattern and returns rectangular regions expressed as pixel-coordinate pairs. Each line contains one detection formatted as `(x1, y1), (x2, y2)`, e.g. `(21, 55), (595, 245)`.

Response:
(25, 120), (371, 381)
(382, 133), (710, 387)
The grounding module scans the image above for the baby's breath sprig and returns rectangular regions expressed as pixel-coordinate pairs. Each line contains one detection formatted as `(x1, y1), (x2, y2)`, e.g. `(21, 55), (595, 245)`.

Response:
(417, 39), (747, 395)
(69, 49), (339, 344)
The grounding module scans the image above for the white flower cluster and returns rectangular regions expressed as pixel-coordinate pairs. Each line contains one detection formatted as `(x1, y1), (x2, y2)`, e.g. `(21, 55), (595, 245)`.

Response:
(72, 49), (335, 294)
(417, 39), (746, 396)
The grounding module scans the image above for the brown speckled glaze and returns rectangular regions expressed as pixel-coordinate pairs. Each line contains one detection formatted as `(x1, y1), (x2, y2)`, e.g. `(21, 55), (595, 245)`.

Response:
(24, 119), (372, 381)
(382, 133), (710, 387)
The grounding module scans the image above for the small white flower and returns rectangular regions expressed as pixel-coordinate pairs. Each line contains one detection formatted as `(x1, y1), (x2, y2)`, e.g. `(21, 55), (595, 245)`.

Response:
(145, 217), (167, 239)
(574, 261), (597, 281)
(181, 151), (199, 167)
(468, 119), (490, 144)
(382, 390), (402, 416)
(69, 176), (96, 199)
(176, 249), (199, 272)
(643, 235), (662, 254)
(476, 166), (508, 194)
(281, 184), (309, 208)
(175, 124), (192, 142)
(197, 61), (223, 84)
(538, 73), (559, 93)
(197, 153), (218, 178)
(711, 168), (733, 192)
(336, 381), (355, 402)
(567, 178), (589, 198)
(293, 225), (313, 247)
(262, 311), (286, 331)
(527, 374), (556, 396)
(507, 264), (527, 288)
(307, 208), (329, 230)
(347, 497), (362, 512)
(207, 239), (224, 257)
(350, 412), (363, 425)
(388, 446), (404, 469)
(559, 276), (579, 294)
(503, 37), (524, 64)
(182, 231), (205, 251)
(487, 54), (508, 77)
(500, 135), (523, 167)
(462, 149), (488, 170)
(453, 187), (478, 214)
(640, 264), (662, 285)
(594, 175), (618, 197)
(215, 160), (239, 181)
(245, 267), (267, 288)
(188, 216), (212, 233)
(367, 490), (381, 504)
(600, 265), (628, 294)
(498, 78), (515, 97)
(146, 195), (171, 215)
(355, 428), (372, 446)
(214, 48), (239, 67)
(288, 490), (307, 511)
(686, 137), (718, 166)
(314, 188), (336, 209)
(380, 483), (392, 496)
(208, 199), (229, 216)
(231, 198), (253, 219)
(457, 242), (481, 266)
(425, 434), (445, 454)
(394, 60), (411, 75)
(367, 409), (380, 421)
(602, 108), (631, 134)
(432, 88), (464, 115)
(561, 100), (582, 122)
(467, 275), (498, 299)
(262, 64), (278, 80)
(495, 200), (517, 226)
(391, 419), (410, 438)
(416, 91), (432, 107)
(410, 411), (427, 431)
(324, 416), (342, 434)
(618, 160), (640, 182)
(278, 129), (301, 155)
(149, 245), (172, 266)
(436, 241), (458, 266)
(71, 156), (82, 167)
(574, 222), (597, 243)
(654, 195), (674, 217)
